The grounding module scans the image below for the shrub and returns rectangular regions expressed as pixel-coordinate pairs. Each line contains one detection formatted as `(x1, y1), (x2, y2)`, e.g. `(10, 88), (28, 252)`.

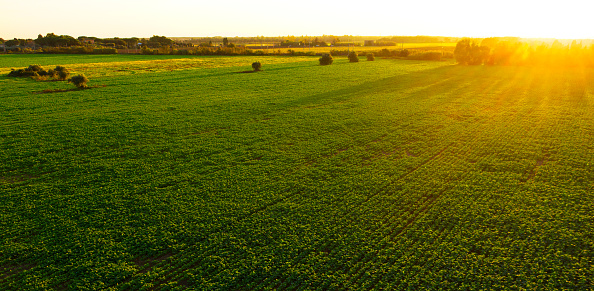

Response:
(348, 51), (359, 62)
(329, 49), (350, 56)
(8, 65), (48, 78)
(27, 64), (43, 72)
(408, 51), (443, 61)
(399, 49), (410, 57)
(319, 53), (333, 65)
(54, 66), (70, 80)
(8, 68), (34, 77)
(47, 69), (58, 79)
(252, 61), (262, 71)
(378, 48), (391, 57)
(454, 39), (489, 65)
(68, 74), (89, 88)
(367, 53), (375, 61)
(92, 48), (117, 54)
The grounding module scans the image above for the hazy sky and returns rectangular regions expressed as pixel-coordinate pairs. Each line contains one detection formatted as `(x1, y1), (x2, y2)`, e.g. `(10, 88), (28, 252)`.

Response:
(2, 0), (592, 39)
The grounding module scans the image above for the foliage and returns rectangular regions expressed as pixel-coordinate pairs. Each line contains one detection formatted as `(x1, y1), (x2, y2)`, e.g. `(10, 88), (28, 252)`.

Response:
(8, 64), (55, 78)
(319, 53), (333, 65)
(35, 33), (81, 47)
(408, 51), (443, 61)
(367, 53), (375, 61)
(252, 61), (262, 71)
(5, 38), (22, 47)
(1, 55), (592, 290)
(40, 46), (117, 54)
(8, 68), (39, 78)
(378, 48), (392, 57)
(1, 55), (593, 290)
(348, 51), (359, 62)
(399, 49), (410, 57)
(68, 74), (89, 88)
(54, 65), (70, 80)
(455, 38), (499, 65)
(455, 38), (594, 67)
(147, 35), (174, 48)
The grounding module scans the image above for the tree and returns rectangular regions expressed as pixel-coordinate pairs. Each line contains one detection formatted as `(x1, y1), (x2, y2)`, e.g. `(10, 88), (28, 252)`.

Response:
(454, 39), (471, 64)
(54, 66), (70, 81)
(367, 53), (375, 61)
(252, 61), (262, 71)
(5, 38), (20, 47)
(454, 38), (489, 65)
(319, 54), (333, 65)
(348, 51), (359, 62)
(68, 74), (89, 88)
(148, 35), (173, 48)
(223, 38), (229, 47)
(35, 33), (79, 47)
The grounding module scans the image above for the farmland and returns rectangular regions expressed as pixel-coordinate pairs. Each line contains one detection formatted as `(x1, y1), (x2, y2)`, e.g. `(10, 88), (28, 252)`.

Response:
(244, 43), (457, 54)
(0, 54), (593, 290)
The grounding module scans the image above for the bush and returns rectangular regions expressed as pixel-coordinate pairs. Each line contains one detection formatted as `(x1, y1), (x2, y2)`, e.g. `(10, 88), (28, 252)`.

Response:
(47, 69), (58, 79)
(454, 39), (489, 65)
(8, 69), (34, 77)
(27, 64), (43, 72)
(8, 64), (47, 78)
(68, 74), (89, 88)
(378, 48), (391, 57)
(348, 51), (359, 62)
(6, 65), (76, 81)
(367, 53), (375, 61)
(252, 61), (262, 71)
(319, 53), (333, 65)
(408, 51), (443, 61)
(54, 66), (70, 80)
(399, 49), (410, 57)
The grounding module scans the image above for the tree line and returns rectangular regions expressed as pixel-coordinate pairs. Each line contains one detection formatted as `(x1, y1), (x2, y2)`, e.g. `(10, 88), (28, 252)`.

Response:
(0, 33), (187, 50)
(454, 37), (594, 67)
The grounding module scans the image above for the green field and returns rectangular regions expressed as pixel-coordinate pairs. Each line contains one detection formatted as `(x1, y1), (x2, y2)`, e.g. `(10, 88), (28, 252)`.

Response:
(1, 54), (593, 290)
(246, 43), (456, 54)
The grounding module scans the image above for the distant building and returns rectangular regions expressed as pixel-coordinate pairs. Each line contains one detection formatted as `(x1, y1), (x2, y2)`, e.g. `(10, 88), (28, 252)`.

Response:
(81, 38), (95, 44)
(364, 40), (375, 46)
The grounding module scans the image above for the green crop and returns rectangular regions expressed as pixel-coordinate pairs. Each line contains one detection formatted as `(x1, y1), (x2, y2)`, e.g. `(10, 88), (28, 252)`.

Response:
(0, 54), (592, 290)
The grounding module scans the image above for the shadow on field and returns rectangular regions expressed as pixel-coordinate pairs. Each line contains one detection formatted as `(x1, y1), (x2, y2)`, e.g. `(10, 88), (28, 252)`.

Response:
(34, 84), (107, 94)
(286, 64), (477, 109)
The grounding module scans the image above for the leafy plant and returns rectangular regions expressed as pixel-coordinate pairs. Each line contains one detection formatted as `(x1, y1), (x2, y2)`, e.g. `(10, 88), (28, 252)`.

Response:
(252, 61), (262, 71)
(55, 66), (70, 80)
(68, 74), (89, 88)
(348, 51), (359, 62)
(367, 53), (375, 61)
(319, 53), (333, 65)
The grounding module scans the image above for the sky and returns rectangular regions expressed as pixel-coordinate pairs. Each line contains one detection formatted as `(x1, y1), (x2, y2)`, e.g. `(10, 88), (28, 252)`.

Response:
(1, 0), (593, 40)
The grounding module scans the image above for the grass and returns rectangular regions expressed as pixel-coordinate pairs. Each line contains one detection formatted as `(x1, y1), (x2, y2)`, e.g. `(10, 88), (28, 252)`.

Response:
(247, 43), (456, 54)
(0, 54), (592, 290)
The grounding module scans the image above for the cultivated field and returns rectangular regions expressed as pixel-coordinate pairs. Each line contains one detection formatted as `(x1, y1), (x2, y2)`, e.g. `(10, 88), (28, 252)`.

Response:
(245, 43), (457, 54)
(0, 54), (592, 290)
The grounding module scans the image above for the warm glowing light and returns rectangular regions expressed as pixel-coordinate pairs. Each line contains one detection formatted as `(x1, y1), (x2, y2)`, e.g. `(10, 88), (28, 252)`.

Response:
(1, 0), (592, 39)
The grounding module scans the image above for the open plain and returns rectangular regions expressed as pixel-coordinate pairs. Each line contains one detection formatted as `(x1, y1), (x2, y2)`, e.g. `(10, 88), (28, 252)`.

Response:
(1, 54), (592, 290)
